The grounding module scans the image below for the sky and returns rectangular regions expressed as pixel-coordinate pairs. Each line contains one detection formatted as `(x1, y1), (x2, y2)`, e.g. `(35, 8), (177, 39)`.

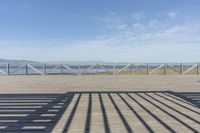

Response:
(0, 0), (200, 62)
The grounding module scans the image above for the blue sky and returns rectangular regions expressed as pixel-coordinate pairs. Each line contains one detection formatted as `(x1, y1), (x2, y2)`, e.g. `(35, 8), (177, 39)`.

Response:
(0, 0), (200, 62)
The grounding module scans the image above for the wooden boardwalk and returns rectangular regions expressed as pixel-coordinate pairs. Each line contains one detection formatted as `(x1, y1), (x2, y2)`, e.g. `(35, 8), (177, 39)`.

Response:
(0, 75), (199, 132)
(0, 93), (73, 132)
(0, 91), (199, 133)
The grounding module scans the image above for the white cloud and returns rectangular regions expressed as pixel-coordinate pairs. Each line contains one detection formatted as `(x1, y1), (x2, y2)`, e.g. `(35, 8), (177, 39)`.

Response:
(148, 19), (159, 29)
(1, 40), (200, 62)
(117, 24), (127, 30)
(1, 12), (200, 62)
(168, 11), (177, 19)
(132, 23), (145, 32)
(131, 12), (144, 21)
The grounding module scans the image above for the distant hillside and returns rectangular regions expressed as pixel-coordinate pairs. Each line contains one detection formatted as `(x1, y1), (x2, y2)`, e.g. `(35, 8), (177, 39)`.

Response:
(46, 61), (110, 65)
(0, 59), (109, 65)
(0, 59), (40, 64)
(0, 59), (128, 65)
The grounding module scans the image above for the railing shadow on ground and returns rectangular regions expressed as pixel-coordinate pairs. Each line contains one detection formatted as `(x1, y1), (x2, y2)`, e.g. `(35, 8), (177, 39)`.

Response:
(0, 93), (74, 133)
(170, 92), (200, 108)
(62, 91), (200, 133)
(0, 91), (199, 133)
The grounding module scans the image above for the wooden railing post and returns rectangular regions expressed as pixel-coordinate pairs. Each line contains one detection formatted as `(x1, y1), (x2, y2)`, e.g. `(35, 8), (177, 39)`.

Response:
(130, 64), (133, 74)
(7, 63), (10, 75)
(180, 63), (183, 75)
(25, 64), (28, 75)
(78, 64), (81, 75)
(113, 64), (116, 76)
(95, 63), (98, 75)
(43, 64), (46, 75)
(61, 64), (64, 75)
(197, 63), (199, 75)
(147, 63), (149, 75)
(164, 63), (166, 75)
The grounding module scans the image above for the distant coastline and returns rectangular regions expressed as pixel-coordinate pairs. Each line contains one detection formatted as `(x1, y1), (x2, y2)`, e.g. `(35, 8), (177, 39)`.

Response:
(0, 59), (39, 64)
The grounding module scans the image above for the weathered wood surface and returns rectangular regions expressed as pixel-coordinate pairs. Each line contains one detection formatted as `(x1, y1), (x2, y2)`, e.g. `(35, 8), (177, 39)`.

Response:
(0, 63), (200, 75)
(0, 76), (199, 132)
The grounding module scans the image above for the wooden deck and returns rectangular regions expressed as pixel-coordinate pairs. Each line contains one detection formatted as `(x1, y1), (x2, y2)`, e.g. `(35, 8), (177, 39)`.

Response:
(0, 75), (199, 132)
(0, 91), (199, 132)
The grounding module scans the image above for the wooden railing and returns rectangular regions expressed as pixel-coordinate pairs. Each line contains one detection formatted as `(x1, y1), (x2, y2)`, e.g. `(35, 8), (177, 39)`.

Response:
(0, 63), (199, 75)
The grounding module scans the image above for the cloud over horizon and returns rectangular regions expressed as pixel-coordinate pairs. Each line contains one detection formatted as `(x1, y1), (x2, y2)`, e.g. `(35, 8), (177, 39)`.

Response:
(0, 11), (200, 62)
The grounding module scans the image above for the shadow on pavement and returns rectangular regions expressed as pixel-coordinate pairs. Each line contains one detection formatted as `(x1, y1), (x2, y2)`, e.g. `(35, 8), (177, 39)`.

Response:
(0, 91), (199, 133)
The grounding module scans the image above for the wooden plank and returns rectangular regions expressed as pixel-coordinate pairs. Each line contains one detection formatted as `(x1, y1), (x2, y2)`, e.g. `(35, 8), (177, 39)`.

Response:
(149, 64), (165, 75)
(183, 64), (198, 74)
(27, 64), (43, 75)
(116, 64), (131, 74)
(12, 64), (25, 74)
